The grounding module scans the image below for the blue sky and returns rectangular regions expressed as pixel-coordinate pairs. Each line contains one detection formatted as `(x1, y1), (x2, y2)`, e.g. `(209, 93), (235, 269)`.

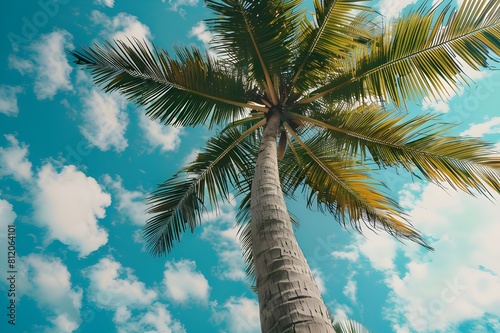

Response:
(1, 0), (500, 332)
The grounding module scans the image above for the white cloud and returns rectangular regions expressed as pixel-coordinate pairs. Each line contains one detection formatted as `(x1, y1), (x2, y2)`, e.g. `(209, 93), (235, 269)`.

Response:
(163, 259), (210, 304)
(8, 53), (34, 74)
(343, 273), (358, 303)
(201, 222), (246, 281)
(95, 0), (114, 7)
(189, 21), (212, 44)
(84, 257), (185, 332)
(212, 296), (260, 333)
(182, 148), (201, 166)
(0, 85), (23, 117)
(0, 199), (16, 231)
(91, 10), (152, 43)
(103, 174), (148, 226)
(138, 112), (183, 152)
(422, 96), (450, 113)
(312, 268), (327, 294)
(115, 302), (186, 333)
(9, 29), (74, 100)
(460, 117), (500, 137)
(167, 0), (199, 18)
(329, 302), (353, 323)
(331, 245), (360, 262)
(352, 182), (500, 332)
(200, 199), (247, 281)
(79, 88), (129, 152)
(378, 0), (418, 19)
(34, 164), (110, 257)
(356, 232), (398, 272)
(0, 134), (33, 183)
(398, 182), (425, 210)
(17, 254), (82, 332)
(84, 256), (157, 310)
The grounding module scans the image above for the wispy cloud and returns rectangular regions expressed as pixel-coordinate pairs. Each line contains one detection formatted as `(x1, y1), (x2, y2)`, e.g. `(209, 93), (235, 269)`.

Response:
(90, 10), (153, 43)
(189, 21), (213, 44)
(94, 0), (114, 8)
(78, 85), (129, 152)
(9, 29), (74, 100)
(460, 117), (500, 137)
(211, 296), (260, 333)
(166, 0), (199, 18)
(103, 174), (148, 226)
(0, 85), (23, 116)
(17, 254), (83, 332)
(0, 134), (33, 183)
(138, 111), (183, 152)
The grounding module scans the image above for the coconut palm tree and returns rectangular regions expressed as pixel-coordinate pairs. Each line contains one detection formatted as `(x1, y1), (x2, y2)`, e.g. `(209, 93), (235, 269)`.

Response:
(70, 0), (500, 331)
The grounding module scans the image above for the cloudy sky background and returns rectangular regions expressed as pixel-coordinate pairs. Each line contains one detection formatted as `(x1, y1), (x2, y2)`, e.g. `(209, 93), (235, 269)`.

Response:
(1, 0), (499, 332)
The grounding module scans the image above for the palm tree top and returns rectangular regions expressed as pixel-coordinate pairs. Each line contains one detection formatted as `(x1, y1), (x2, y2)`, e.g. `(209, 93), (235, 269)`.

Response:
(69, 0), (500, 256)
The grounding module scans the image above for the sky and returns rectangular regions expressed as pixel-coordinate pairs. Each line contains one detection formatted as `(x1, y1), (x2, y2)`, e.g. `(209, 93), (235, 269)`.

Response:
(0, 0), (499, 332)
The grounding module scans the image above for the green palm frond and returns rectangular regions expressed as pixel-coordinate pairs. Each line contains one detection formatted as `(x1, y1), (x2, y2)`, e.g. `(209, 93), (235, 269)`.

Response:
(302, 0), (500, 106)
(205, 0), (303, 103)
(292, 0), (373, 91)
(144, 120), (264, 255)
(282, 124), (431, 249)
(68, 39), (266, 128)
(291, 106), (500, 197)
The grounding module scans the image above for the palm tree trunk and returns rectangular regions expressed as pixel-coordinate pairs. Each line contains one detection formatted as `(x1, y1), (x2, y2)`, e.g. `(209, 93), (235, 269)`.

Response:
(251, 113), (334, 332)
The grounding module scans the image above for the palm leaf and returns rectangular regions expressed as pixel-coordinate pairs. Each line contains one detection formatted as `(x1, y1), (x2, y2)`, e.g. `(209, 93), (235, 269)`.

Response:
(291, 107), (500, 197)
(282, 124), (431, 249)
(301, 0), (500, 106)
(292, 0), (373, 92)
(205, 0), (303, 103)
(144, 120), (264, 255)
(69, 39), (266, 128)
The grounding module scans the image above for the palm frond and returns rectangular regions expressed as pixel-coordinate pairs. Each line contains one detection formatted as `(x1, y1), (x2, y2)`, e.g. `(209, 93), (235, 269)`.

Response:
(282, 124), (431, 249)
(292, 0), (373, 92)
(291, 107), (500, 197)
(144, 120), (264, 255)
(205, 0), (303, 103)
(69, 39), (266, 128)
(301, 0), (500, 106)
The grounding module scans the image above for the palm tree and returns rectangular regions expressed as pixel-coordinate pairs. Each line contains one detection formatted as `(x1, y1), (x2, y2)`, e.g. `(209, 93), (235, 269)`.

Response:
(70, 0), (500, 331)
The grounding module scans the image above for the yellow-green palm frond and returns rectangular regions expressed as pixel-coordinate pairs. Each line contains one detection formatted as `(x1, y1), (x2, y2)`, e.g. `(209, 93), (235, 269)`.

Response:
(292, 0), (374, 92)
(144, 120), (264, 255)
(281, 125), (432, 249)
(302, 0), (500, 106)
(68, 39), (265, 128)
(205, 0), (303, 102)
(292, 105), (500, 197)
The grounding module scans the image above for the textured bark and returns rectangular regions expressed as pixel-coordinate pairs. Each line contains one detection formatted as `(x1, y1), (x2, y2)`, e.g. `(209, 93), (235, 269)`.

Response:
(251, 114), (334, 333)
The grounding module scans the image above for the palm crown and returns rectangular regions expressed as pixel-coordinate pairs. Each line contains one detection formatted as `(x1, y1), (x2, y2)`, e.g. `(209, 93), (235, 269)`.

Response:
(71, 0), (500, 331)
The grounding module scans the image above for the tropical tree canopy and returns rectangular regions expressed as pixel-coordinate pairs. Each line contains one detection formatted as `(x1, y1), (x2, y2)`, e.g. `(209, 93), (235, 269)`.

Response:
(71, 0), (500, 331)
(71, 0), (500, 254)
